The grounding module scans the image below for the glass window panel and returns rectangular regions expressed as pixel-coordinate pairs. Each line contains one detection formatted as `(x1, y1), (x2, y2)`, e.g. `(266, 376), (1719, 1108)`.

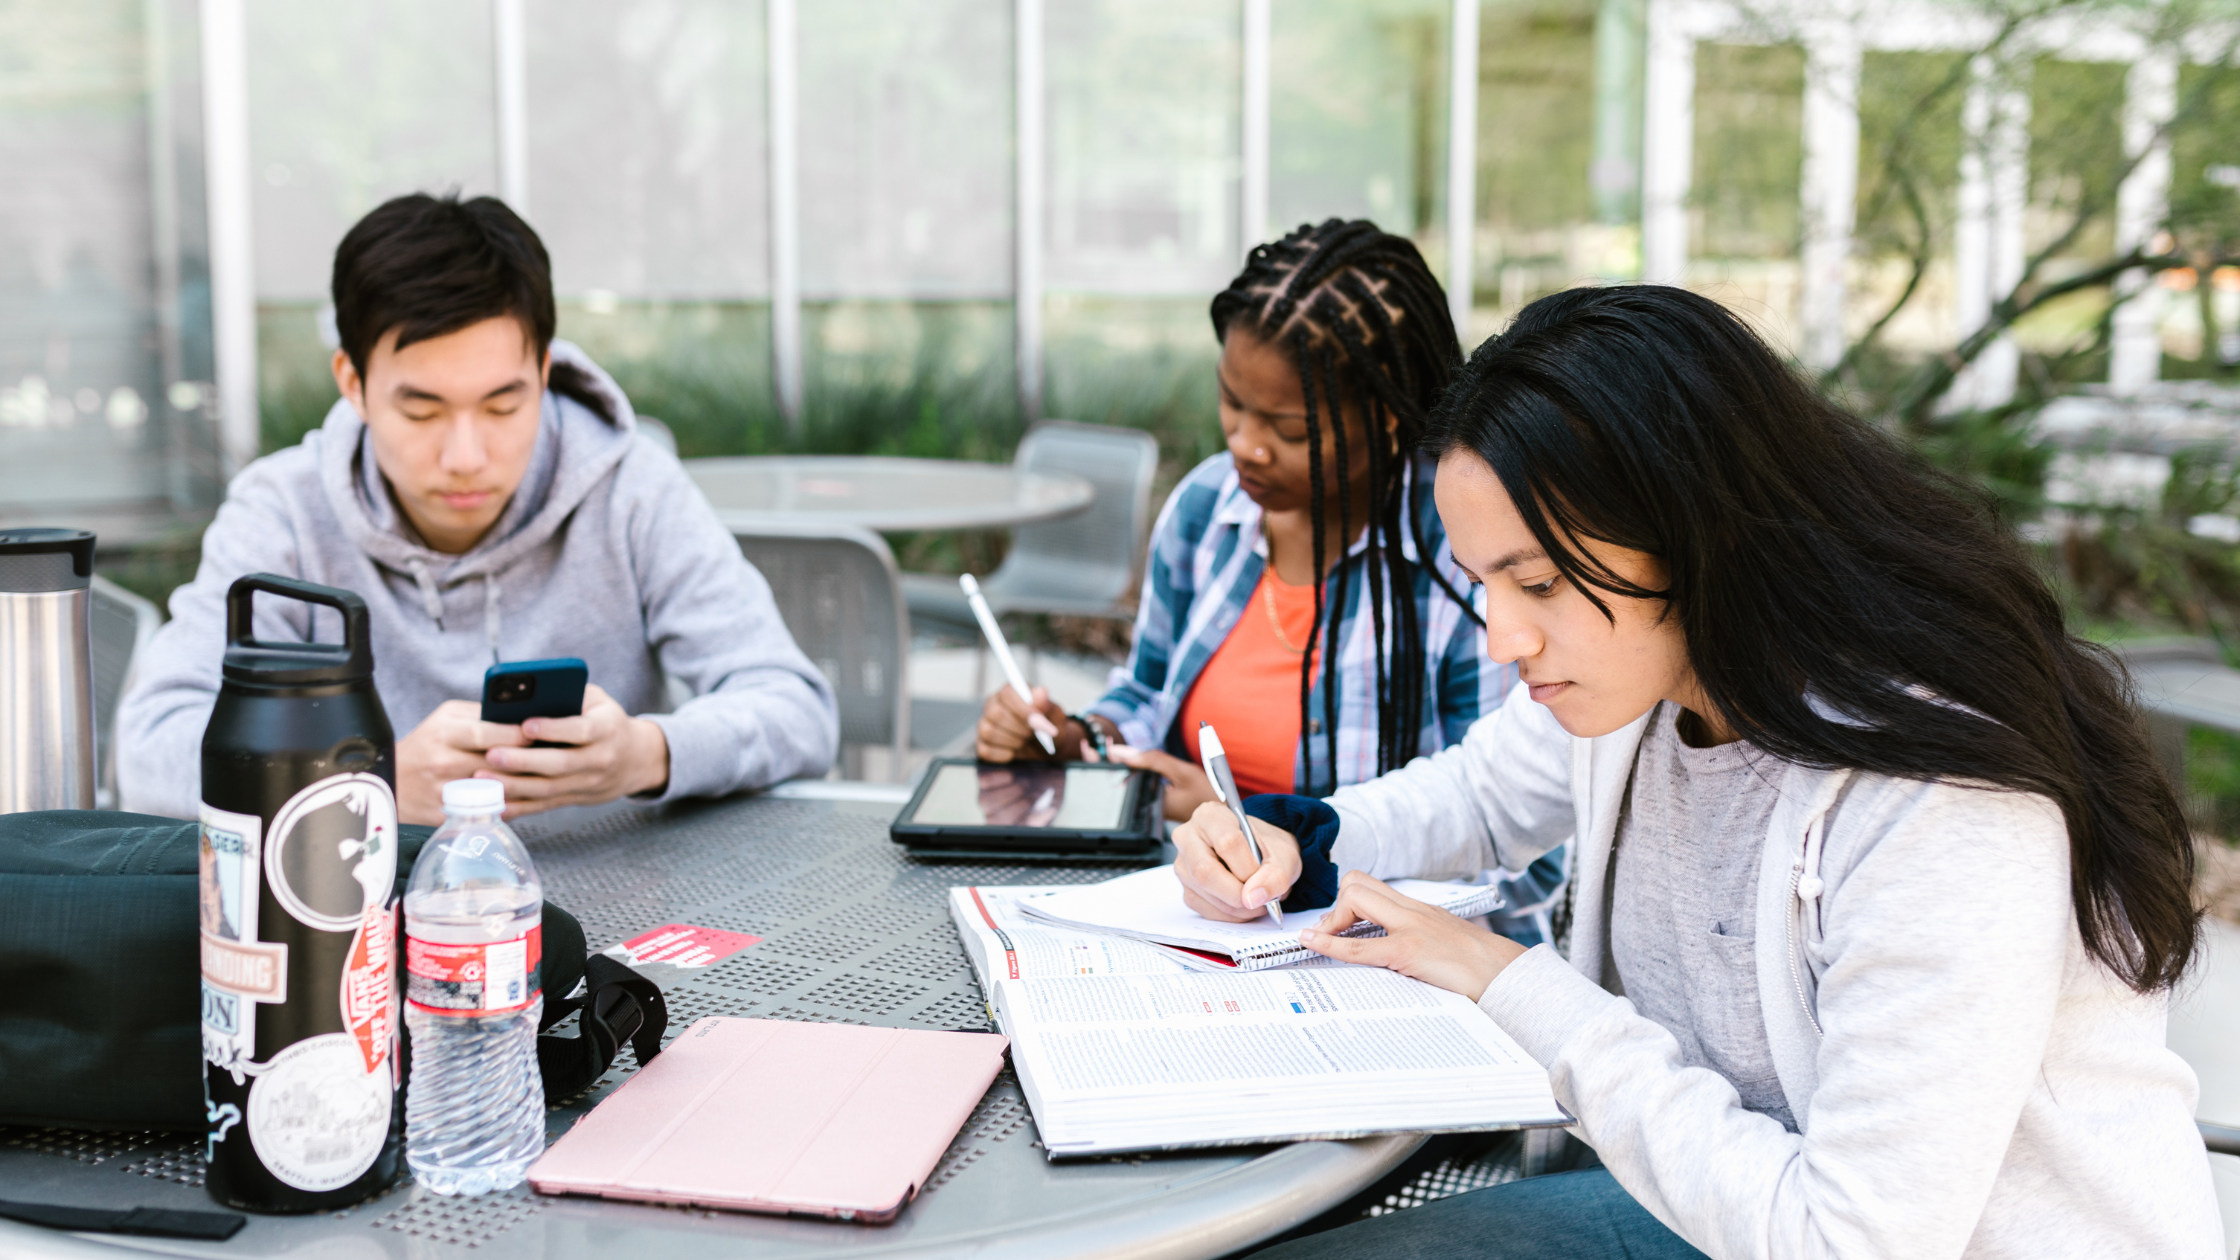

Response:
(244, 0), (498, 301)
(1046, 0), (1241, 295)
(1476, 0), (1618, 334)
(797, 0), (1010, 299)
(1851, 50), (1965, 357)
(2013, 58), (2125, 361)
(528, 0), (768, 298)
(1690, 41), (1804, 352)
(1268, 0), (1445, 245)
(2170, 64), (2240, 371)
(0, 0), (211, 529)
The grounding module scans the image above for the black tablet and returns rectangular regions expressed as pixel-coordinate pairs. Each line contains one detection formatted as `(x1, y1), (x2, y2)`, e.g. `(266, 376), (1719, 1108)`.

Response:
(890, 758), (1163, 862)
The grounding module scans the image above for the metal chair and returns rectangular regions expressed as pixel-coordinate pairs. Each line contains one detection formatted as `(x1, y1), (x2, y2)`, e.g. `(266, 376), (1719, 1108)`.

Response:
(88, 574), (162, 809)
(901, 420), (1161, 638)
(730, 523), (910, 781)
(635, 415), (678, 456)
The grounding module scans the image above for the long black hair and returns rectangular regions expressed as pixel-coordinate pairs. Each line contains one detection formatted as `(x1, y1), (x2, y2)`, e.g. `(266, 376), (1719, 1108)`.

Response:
(1210, 219), (1480, 793)
(1426, 284), (2197, 992)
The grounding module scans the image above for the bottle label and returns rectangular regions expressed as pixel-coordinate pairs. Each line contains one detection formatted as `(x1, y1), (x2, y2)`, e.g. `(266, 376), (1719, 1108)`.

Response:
(198, 804), (280, 1075)
(406, 926), (543, 1015)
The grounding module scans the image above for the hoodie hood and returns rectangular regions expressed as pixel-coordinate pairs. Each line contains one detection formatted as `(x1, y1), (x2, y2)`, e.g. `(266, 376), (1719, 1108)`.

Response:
(313, 338), (638, 592)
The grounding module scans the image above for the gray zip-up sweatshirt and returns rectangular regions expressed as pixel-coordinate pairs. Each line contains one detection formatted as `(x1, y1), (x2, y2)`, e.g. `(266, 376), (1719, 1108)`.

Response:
(116, 342), (837, 819)
(1325, 682), (2224, 1259)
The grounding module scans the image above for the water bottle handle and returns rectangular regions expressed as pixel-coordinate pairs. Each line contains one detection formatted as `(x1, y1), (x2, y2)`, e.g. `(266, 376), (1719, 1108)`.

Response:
(225, 573), (374, 674)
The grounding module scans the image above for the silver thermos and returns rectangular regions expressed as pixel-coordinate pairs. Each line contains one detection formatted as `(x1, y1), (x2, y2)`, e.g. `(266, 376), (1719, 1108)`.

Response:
(0, 528), (97, 812)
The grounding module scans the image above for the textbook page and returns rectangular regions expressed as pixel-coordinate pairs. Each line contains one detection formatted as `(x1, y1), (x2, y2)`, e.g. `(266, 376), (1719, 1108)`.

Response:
(948, 886), (1191, 1001)
(1016, 865), (1505, 967)
(995, 964), (1569, 1156)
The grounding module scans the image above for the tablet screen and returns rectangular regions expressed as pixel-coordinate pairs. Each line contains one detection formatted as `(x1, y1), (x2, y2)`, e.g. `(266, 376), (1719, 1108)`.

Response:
(907, 763), (1133, 830)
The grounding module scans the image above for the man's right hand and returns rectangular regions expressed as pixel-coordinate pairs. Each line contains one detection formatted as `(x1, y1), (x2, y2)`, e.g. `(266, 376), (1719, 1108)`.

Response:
(1173, 800), (1302, 923)
(974, 685), (1075, 762)
(395, 699), (532, 825)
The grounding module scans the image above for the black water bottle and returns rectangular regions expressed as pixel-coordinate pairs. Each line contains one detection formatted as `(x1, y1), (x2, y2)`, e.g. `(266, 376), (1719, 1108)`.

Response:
(198, 574), (404, 1212)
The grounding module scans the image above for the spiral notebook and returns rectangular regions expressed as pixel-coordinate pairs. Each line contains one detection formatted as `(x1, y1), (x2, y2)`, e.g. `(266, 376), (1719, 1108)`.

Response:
(1014, 865), (1506, 971)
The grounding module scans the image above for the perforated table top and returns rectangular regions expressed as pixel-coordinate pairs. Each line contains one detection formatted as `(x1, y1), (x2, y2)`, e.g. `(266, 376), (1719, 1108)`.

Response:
(0, 789), (1416, 1260)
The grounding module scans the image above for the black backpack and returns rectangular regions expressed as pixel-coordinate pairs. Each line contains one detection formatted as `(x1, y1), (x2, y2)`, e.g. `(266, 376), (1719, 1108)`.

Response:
(0, 810), (663, 1130)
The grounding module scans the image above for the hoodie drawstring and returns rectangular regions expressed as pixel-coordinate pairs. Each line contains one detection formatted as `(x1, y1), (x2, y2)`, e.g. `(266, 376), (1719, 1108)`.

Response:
(409, 561), (444, 629)
(484, 573), (502, 664)
(407, 559), (502, 664)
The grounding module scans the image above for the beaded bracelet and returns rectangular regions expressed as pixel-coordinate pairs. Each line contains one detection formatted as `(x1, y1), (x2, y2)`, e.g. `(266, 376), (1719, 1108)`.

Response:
(1070, 712), (1112, 760)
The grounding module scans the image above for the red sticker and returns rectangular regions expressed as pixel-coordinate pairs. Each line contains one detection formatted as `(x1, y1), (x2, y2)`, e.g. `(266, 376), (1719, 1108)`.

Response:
(603, 924), (761, 969)
(406, 926), (542, 1016)
(340, 903), (396, 1074)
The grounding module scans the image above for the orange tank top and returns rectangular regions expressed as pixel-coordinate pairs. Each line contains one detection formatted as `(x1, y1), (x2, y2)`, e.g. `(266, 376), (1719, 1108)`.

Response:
(1178, 567), (1319, 797)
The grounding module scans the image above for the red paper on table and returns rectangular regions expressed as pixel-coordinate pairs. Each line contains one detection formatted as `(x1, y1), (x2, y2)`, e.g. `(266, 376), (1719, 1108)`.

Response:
(603, 924), (761, 969)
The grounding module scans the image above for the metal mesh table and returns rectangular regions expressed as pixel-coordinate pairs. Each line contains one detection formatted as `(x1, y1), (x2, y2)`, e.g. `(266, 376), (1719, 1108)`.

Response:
(0, 791), (1418, 1259)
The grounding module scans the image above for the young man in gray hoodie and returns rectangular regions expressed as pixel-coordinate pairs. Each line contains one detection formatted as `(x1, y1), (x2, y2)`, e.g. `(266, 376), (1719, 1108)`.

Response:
(117, 193), (838, 824)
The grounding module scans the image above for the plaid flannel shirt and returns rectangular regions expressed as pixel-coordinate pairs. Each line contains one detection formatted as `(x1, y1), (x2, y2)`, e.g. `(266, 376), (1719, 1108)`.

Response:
(1089, 452), (1569, 945)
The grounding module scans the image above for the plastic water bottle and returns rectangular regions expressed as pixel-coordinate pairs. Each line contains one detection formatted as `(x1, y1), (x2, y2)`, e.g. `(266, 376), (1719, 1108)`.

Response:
(403, 779), (544, 1195)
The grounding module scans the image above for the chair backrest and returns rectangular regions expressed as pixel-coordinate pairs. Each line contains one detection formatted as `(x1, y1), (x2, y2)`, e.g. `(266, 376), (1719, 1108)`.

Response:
(635, 415), (679, 457)
(88, 574), (162, 808)
(993, 420), (1161, 611)
(729, 523), (909, 770)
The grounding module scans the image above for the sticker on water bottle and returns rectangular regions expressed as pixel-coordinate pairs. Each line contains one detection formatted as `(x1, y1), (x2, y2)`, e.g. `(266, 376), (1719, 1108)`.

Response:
(405, 926), (543, 1015)
(199, 804), (283, 1078)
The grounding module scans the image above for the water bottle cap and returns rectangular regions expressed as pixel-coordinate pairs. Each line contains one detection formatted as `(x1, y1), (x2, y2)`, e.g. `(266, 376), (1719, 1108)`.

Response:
(0, 528), (94, 594)
(442, 779), (505, 810)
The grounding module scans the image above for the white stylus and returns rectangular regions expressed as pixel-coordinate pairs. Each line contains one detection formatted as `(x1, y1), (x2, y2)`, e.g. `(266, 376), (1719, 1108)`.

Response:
(960, 573), (1057, 755)
(1199, 722), (1284, 926)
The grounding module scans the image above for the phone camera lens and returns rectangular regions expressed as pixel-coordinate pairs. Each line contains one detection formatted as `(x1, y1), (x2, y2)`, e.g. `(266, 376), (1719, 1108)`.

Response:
(496, 676), (536, 704)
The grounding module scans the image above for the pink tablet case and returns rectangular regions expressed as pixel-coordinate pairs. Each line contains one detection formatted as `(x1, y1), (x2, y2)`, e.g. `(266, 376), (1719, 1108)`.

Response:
(528, 1017), (1010, 1222)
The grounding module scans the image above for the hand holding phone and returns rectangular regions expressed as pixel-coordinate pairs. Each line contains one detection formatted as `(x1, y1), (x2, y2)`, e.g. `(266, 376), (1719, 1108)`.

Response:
(475, 681), (672, 815)
(482, 658), (588, 743)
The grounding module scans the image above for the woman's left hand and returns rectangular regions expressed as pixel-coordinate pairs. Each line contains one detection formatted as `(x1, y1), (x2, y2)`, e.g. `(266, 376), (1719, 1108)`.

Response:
(1298, 871), (1529, 1001)
(1108, 745), (1219, 821)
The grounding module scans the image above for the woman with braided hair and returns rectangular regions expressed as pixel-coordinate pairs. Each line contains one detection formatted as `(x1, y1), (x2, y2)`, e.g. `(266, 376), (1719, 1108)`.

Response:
(976, 218), (1567, 944)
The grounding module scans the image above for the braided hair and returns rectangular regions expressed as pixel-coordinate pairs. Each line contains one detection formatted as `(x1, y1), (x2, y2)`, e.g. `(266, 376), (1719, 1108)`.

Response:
(1209, 218), (1481, 794)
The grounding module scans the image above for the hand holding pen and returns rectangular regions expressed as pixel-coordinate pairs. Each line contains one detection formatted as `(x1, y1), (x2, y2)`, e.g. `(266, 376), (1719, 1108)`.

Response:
(961, 573), (1060, 756)
(1196, 722), (1285, 926)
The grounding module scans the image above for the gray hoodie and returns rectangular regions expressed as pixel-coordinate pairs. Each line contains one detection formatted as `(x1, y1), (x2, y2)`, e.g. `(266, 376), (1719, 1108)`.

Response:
(116, 342), (837, 819)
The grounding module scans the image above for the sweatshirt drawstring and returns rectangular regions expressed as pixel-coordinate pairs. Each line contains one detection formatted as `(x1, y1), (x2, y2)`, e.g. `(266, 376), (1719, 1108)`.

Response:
(484, 573), (502, 664)
(409, 560), (444, 629)
(406, 559), (500, 663)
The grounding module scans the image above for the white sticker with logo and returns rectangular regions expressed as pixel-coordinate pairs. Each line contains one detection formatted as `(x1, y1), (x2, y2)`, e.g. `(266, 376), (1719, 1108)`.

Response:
(199, 804), (277, 1078)
(245, 1032), (392, 1191)
(264, 773), (397, 933)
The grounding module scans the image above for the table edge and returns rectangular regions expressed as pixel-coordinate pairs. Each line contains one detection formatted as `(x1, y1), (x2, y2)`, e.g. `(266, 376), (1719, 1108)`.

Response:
(0, 1135), (1423, 1260)
(830, 1133), (1423, 1260)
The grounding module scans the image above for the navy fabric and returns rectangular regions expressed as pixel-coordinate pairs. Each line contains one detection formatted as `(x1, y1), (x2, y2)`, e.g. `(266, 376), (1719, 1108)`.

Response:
(1244, 793), (1341, 911)
(1249, 1169), (1707, 1260)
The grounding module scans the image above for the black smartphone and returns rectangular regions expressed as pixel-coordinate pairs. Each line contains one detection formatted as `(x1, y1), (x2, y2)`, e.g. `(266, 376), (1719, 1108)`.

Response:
(481, 658), (589, 741)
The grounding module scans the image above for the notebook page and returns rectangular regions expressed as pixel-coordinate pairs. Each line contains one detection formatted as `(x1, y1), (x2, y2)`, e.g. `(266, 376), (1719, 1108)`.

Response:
(996, 965), (1567, 1154)
(948, 885), (1192, 991)
(1016, 865), (1503, 960)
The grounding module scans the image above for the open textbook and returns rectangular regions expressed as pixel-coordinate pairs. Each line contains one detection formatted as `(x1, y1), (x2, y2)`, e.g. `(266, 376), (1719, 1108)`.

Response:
(1015, 865), (1507, 971)
(949, 884), (1568, 1157)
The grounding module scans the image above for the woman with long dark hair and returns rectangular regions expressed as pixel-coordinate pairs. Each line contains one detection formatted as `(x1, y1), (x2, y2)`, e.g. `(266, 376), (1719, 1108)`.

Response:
(978, 219), (1566, 942)
(1177, 286), (2220, 1257)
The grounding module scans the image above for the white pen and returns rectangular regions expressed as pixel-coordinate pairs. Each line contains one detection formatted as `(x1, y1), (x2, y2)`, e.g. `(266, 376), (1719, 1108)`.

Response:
(960, 573), (1058, 756)
(1198, 722), (1284, 926)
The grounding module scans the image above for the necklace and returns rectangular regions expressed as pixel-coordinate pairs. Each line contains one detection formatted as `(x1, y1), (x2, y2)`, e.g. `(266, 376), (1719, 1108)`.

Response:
(1262, 575), (1311, 655)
